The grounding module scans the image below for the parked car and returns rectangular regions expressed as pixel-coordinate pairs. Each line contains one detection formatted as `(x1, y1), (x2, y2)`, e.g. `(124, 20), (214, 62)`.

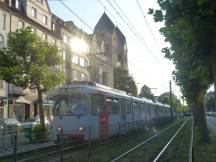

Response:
(33, 116), (50, 128)
(0, 123), (4, 135)
(3, 118), (21, 127)
(1, 118), (22, 134)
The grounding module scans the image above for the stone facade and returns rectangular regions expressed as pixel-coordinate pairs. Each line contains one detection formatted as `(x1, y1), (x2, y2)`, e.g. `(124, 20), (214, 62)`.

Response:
(90, 13), (128, 87)
(0, 0), (90, 120)
(0, 1), (128, 120)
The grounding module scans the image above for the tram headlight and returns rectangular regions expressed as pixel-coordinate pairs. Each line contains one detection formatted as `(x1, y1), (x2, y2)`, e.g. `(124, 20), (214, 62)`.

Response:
(57, 127), (62, 133)
(78, 126), (85, 132)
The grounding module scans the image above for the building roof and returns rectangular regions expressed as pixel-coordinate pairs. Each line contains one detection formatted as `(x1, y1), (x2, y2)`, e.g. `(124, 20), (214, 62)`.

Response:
(94, 12), (115, 34)
(114, 26), (126, 45)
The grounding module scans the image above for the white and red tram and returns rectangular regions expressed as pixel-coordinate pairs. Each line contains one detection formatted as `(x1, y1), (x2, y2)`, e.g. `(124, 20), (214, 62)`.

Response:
(51, 82), (171, 141)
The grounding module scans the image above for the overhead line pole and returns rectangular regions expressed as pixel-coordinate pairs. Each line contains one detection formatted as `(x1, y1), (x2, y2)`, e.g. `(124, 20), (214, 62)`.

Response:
(169, 80), (173, 119)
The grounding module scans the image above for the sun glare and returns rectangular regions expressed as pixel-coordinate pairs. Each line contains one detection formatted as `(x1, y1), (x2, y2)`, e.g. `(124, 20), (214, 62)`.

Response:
(70, 37), (89, 53)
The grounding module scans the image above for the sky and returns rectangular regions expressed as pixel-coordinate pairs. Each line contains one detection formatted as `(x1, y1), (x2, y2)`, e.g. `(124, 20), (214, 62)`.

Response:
(48, 0), (181, 98)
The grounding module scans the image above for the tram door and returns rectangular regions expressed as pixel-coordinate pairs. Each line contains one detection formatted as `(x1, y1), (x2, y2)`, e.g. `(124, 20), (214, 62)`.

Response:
(120, 98), (127, 121)
(120, 98), (127, 132)
(91, 94), (108, 139)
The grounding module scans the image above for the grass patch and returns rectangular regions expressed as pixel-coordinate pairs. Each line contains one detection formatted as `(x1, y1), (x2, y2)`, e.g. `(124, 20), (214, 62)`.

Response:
(117, 120), (185, 162)
(194, 126), (216, 162)
(158, 119), (191, 162)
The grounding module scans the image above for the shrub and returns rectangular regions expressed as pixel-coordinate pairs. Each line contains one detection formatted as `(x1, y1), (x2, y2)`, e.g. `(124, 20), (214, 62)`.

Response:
(32, 124), (47, 141)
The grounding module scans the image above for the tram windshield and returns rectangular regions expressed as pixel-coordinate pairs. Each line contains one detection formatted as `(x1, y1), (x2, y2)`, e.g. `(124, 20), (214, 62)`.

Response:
(53, 94), (88, 116)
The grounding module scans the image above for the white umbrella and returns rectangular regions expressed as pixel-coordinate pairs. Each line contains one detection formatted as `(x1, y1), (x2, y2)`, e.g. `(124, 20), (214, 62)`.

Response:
(15, 97), (31, 104)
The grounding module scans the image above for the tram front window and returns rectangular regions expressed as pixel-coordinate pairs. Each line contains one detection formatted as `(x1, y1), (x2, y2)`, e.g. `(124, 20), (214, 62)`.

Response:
(53, 95), (88, 116)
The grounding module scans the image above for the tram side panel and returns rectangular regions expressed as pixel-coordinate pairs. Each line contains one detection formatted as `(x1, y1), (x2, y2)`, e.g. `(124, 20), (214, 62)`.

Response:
(107, 96), (121, 136)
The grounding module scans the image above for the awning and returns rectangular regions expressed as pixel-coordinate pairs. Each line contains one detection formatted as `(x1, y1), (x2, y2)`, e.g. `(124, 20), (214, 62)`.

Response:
(15, 97), (31, 104)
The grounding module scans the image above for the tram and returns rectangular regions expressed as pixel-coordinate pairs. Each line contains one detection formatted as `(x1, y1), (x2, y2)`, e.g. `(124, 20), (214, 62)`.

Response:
(51, 81), (171, 141)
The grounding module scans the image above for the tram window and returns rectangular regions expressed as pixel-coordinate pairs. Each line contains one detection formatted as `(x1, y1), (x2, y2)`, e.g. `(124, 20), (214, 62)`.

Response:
(107, 97), (120, 114)
(53, 94), (88, 116)
(120, 98), (126, 118)
(141, 104), (145, 111)
(127, 100), (131, 114)
(133, 102), (138, 111)
(91, 94), (104, 115)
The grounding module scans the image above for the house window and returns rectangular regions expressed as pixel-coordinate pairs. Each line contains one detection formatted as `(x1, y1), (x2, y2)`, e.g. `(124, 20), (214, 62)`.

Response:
(43, 15), (48, 25)
(32, 7), (37, 18)
(52, 39), (57, 44)
(79, 57), (85, 67)
(31, 27), (36, 33)
(18, 20), (24, 29)
(42, 33), (47, 41)
(63, 35), (68, 44)
(102, 72), (108, 86)
(72, 71), (78, 80)
(85, 60), (89, 67)
(2, 14), (6, 30)
(72, 55), (78, 64)
(16, 0), (21, 9)
(52, 23), (56, 31)
(79, 73), (85, 81)
(0, 34), (4, 48)
(62, 50), (66, 61)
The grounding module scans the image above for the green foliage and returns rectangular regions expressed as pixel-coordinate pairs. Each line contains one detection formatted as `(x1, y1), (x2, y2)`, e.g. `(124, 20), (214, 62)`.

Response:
(114, 67), (138, 96)
(0, 27), (64, 128)
(150, 0), (214, 142)
(32, 124), (47, 140)
(0, 27), (64, 90)
(139, 85), (154, 100)
(158, 92), (182, 112)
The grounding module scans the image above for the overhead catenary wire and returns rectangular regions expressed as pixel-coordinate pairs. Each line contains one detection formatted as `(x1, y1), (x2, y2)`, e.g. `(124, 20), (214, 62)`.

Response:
(106, 0), (169, 72)
(94, 0), (170, 91)
(55, 0), (172, 92)
(58, 0), (94, 32)
(136, 0), (161, 50)
(95, 0), (170, 92)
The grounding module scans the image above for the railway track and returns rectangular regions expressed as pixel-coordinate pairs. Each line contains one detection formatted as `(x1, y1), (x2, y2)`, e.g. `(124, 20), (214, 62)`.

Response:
(2, 119), (184, 162)
(110, 118), (191, 162)
(152, 119), (188, 162)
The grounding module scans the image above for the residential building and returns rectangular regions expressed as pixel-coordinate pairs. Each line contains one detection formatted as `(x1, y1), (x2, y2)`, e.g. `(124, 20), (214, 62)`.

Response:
(90, 13), (128, 87)
(0, 0), (90, 121)
(0, 1), (128, 121)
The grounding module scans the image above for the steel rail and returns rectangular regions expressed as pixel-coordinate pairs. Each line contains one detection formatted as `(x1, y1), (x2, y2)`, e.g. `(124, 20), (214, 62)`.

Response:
(189, 116), (194, 162)
(152, 119), (188, 162)
(109, 119), (184, 162)
(17, 142), (88, 162)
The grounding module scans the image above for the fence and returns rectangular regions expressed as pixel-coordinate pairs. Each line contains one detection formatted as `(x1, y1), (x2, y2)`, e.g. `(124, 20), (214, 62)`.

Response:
(0, 117), (173, 162)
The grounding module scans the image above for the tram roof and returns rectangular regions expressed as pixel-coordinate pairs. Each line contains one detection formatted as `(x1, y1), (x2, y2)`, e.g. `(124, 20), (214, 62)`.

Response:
(56, 81), (169, 107)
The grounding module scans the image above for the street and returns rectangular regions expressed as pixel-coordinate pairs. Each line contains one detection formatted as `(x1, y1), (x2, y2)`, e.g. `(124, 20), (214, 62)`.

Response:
(206, 115), (216, 135)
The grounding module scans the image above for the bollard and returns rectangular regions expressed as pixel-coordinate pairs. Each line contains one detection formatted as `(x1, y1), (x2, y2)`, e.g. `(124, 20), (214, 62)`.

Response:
(88, 126), (92, 159)
(60, 128), (64, 162)
(13, 131), (17, 162)
(118, 123), (121, 146)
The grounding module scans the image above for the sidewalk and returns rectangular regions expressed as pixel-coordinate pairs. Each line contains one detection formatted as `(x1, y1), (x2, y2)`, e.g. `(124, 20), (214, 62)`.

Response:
(0, 142), (56, 158)
(206, 115), (216, 135)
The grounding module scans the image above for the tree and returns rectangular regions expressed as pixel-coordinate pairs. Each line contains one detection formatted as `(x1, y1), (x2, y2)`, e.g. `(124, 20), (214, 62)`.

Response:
(158, 92), (181, 112)
(0, 27), (64, 130)
(114, 67), (138, 96)
(149, 0), (216, 143)
(139, 85), (153, 100)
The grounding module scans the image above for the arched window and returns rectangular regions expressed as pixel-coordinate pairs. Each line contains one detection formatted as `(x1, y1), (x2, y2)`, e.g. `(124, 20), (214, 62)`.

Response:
(0, 34), (5, 48)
